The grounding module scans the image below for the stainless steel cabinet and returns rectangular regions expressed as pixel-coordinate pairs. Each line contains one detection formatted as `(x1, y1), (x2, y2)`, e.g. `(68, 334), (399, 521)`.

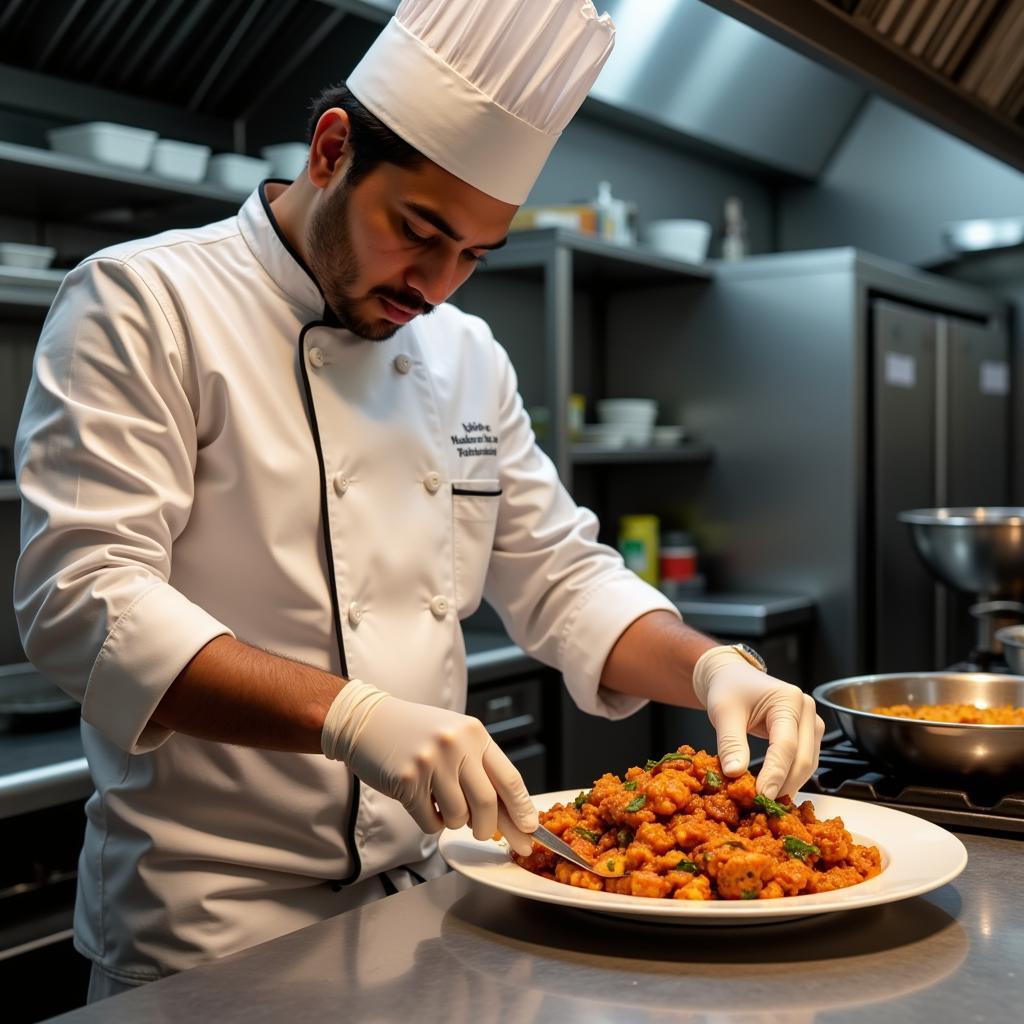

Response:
(872, 300), (1010, 670)
(636, 249), (1011, 681)
(872, 301), (938, 672)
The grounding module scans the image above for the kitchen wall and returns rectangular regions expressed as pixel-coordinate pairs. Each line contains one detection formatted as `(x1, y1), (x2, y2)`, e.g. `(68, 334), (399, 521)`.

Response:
(778, 96), (1024, 267)
(778, 94), (1024, 503)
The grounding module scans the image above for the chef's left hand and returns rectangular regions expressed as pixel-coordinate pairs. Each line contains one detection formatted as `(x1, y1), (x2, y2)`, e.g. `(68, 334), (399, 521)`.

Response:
(692, 647), (824, 799)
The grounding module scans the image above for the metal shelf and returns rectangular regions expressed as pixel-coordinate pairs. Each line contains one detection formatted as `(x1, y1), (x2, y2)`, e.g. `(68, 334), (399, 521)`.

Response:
(0, 141), (243, 227)
(481, 227), (713, 287)
(570, 442), (712, 465)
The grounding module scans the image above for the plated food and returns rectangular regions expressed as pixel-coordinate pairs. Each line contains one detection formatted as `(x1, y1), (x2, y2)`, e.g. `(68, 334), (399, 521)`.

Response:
(872, 702), (1024, 725)
(512, 746), (881, 901)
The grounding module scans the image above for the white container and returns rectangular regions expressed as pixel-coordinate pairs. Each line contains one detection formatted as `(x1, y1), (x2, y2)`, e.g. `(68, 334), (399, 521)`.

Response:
(0, 243), (56, 269)
(150, 138), (211, 183)
(580, 424), (629, 448)
(597, 399), (657, 445)
(644, 219), (713, 264)
(46, 122), (158, 171)
(206, 153), (272, 195)
(652, 425), (687, 447)
(597, 399), (658, 423)
(260, 142), (309, 180)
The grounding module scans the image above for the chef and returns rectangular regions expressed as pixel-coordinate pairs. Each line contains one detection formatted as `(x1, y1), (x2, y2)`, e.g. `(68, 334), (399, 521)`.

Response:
(14, 0), (824, 1002)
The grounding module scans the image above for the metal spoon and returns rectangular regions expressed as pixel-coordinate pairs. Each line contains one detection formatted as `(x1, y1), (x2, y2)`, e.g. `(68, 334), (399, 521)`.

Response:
(527, 823), (629, 878)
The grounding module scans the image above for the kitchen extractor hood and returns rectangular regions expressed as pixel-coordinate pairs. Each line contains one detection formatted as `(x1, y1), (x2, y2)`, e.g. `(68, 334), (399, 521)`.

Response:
(700, 0), (1024, 175)
(0, 0), (867, 181)
(585, 0), (866, 179)
(322, 0), (868, 179)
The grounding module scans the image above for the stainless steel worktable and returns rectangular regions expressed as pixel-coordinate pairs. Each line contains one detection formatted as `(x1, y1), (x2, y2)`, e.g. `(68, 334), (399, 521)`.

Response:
(48, 831), (1019, 1023)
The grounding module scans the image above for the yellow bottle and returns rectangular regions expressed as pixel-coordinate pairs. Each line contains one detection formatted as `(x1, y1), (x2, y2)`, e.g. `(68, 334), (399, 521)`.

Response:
(618, 514), (660, 586)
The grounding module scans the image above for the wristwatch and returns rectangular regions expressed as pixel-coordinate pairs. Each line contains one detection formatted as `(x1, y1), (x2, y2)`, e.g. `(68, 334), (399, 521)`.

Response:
(730, 642), (767, 673)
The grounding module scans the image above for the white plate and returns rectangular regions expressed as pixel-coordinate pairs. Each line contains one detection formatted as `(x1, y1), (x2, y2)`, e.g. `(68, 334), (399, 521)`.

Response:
(438, 789), (967, 925)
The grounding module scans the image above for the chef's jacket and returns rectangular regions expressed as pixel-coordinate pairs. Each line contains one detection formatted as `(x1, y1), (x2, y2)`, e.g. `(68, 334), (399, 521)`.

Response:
(14, 183), (680, 983)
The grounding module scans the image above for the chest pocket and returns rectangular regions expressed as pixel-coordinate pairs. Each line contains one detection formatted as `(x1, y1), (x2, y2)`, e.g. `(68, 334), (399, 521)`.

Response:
(452, 478), (501, 619)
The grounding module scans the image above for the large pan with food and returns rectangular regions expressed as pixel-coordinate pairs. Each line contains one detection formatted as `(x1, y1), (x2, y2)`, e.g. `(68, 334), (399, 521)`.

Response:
(813, 672), (1024, 781)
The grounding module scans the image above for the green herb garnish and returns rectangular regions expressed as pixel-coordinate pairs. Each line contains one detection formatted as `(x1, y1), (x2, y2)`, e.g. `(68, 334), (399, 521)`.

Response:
(645, 752), (694, 770)
(573, 826), (601, 843)
(740, 890), (758, 900)
(622, 780), (638, 791)
(616, 828), (633, 847)
(606, 858), (617, 871)
(754, 794), (790, 818)
(782, 836), (821, 861)
(573, 790), (591, 810)
(705, 770), (723, 789)
(624, 794), (647, 813)
(670, 856), (700, 874)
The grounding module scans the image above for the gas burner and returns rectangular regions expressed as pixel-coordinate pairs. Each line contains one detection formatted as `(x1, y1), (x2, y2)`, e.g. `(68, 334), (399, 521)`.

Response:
(757, 732), (1024, 837)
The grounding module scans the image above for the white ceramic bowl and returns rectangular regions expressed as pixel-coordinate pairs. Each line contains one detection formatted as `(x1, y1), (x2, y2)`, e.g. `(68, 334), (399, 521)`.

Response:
(652, 424), (687, 446)
(260, 142), (309, 180)
(597, 399), (658, 424)
(206, 153), (272, 194)
(0, 243), (57, 269)
(46, 122), (158, 171)
(150, 139), (211, 183)
(579, 424), (630, 448)
(644, 219), (713, 263)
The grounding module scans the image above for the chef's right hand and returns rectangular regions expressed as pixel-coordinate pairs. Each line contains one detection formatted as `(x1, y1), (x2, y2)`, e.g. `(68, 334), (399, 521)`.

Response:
(321, 679), (538, 855)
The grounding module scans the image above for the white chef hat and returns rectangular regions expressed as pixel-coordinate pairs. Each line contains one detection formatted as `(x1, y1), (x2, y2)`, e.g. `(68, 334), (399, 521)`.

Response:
(347, 0), (615, 205)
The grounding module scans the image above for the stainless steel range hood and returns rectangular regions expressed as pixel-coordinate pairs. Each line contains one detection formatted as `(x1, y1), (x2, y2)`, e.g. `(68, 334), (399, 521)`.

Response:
(588, 0), (865, 179)
(322, 0), (867, 180)
(0, 0), (865, 181)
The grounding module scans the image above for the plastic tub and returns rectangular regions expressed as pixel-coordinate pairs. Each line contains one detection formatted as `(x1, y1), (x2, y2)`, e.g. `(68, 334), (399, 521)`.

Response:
(46, 122), (158, 171)
(206, 153), (272, 195)
(150, 138), (211, 183)
(0, 243), (57, 269)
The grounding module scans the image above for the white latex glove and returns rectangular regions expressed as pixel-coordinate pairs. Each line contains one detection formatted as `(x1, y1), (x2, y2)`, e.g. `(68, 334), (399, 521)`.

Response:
(692, 647), (825, 799)
(321, 679), (538, 855)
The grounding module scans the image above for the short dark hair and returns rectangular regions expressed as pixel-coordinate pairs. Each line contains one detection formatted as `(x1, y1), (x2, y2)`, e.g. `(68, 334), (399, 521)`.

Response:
(307, 83), (426, 187)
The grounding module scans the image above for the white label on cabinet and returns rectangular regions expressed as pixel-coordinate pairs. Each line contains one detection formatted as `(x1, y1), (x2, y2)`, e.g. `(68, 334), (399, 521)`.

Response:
(979, 360), (1010, 396)
(885, 352), (917, 389)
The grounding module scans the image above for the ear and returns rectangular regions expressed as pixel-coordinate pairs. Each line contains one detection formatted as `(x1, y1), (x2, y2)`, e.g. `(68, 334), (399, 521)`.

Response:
(308, 108), (352, 187)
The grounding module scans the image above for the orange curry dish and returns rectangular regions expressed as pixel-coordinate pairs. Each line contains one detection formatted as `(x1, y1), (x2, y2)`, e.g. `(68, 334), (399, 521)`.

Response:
(873, 703), (1024, 725)
(513, 746), (882, 900)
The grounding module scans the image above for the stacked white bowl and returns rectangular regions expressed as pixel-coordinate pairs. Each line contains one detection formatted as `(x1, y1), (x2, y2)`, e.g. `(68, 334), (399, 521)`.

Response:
(596, 399), (657, 445)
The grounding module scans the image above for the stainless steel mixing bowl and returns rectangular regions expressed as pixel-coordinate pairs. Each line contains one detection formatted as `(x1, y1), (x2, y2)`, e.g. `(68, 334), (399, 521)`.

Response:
(813, 672), (1024, 780)
(995, 625), (1024, 675)
(899, 507), (1024, 597)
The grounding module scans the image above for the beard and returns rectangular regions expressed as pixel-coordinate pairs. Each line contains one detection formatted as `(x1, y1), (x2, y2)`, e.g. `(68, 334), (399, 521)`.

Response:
(306, 174), (434, 341)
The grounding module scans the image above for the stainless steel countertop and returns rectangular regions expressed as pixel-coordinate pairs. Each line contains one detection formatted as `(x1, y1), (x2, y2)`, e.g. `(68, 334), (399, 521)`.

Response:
(47, 831), (1020, 1023)
(0, 635), (535, 818)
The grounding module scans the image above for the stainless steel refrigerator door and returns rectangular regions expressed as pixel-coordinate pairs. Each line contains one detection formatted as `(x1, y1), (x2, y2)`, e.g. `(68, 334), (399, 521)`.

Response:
(944, 316), (1012, 660)
(946, 318), (1010, 507)
(872, 299), (938, 672)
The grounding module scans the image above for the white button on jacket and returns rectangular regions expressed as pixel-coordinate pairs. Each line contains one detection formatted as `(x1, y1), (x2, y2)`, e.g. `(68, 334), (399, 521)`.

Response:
(13, 185), (679, 983)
